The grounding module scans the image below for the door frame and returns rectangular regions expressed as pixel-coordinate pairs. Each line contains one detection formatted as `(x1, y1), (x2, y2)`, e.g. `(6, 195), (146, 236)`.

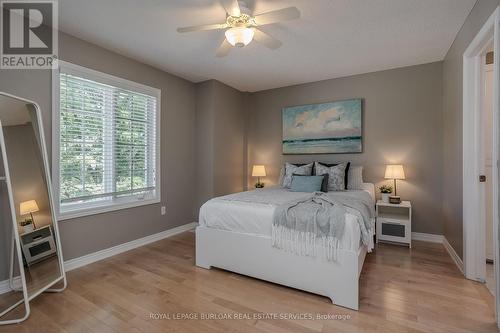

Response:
(463, 5), (500, 323)
(483, 61), (494, 263)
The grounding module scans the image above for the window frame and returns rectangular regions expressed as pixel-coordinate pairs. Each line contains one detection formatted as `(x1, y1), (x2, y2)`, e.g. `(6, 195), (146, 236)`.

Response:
(52, 60), (161, 220)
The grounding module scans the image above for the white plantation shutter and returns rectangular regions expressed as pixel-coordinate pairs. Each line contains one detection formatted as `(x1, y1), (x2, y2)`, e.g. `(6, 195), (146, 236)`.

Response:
(55, 62), (160, 217)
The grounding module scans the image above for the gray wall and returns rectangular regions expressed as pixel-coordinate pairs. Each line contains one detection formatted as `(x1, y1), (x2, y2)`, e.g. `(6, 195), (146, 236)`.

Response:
(442, 0), (500, 259)
(246, 62), (444, 235)
(195, 80), (246, 211)
(195, 81), (216, 212)
(0, 32), (198, 261)
(212, 81), (246, 196)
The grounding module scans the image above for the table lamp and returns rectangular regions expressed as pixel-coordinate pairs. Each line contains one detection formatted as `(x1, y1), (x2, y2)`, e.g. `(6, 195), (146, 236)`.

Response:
(252, 165), (266, 188)
(384, 165), (405, 204)
(20, 199), (39, 229)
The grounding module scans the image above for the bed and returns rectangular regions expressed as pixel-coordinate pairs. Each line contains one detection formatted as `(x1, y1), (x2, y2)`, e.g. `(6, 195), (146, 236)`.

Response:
(196, 183), (375, 310)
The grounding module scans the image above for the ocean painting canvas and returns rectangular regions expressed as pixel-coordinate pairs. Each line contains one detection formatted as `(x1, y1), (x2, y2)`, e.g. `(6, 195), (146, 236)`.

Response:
(282, 99), (362, 154)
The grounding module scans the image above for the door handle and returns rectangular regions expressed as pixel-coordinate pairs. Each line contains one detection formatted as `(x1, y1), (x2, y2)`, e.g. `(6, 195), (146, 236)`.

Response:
(479, 175), (486, 182)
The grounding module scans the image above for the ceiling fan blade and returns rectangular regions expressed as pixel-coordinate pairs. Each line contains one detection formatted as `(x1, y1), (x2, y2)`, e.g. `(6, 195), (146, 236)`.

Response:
(177, 23), (227, 33)
(254, 7), (300, 26)
(252, 28), (282, 49)
(216, 39), (232, 57)
(220, 0), (241, 17)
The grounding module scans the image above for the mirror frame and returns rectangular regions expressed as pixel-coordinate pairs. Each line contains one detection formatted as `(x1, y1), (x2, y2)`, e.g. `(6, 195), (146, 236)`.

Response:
(0, 91), (67, 325)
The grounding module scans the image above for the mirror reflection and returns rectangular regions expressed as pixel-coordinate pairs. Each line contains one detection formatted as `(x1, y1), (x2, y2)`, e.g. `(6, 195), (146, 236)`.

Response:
(0, 94), (63, 319)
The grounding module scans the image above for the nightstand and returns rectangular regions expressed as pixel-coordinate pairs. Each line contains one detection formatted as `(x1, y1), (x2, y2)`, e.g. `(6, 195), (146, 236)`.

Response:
(376, 200), (412, 248)
(20, 225), (57, 265)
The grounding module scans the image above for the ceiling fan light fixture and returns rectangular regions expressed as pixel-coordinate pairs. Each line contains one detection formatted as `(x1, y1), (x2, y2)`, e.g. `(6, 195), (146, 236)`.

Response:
(225, 27), (254, 47)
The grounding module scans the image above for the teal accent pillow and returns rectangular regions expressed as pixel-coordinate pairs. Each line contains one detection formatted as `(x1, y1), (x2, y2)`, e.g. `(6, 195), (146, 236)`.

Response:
(290, 175), (324, 192)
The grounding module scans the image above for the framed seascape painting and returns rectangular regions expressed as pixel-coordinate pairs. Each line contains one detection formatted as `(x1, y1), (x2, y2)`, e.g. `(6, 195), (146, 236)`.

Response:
(282, 99), (363, 154)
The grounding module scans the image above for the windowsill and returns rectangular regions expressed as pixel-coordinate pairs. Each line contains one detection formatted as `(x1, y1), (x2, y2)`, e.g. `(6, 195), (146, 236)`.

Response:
(57, 197), (160, 221)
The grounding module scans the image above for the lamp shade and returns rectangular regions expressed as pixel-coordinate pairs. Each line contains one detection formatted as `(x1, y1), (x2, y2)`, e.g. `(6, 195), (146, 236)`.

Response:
(252, 165), (267, 177)
(384, 165), (405, 180)
(20, 200), (39, 215)
(225, 27), (254, 47)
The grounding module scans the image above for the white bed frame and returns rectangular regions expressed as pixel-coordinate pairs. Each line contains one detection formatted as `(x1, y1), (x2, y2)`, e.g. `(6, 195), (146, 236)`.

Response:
(195, 183), (375, 311)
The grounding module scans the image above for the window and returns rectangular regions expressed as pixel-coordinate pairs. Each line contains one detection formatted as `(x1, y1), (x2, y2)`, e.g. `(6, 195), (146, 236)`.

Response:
(53, 61), (161, 219)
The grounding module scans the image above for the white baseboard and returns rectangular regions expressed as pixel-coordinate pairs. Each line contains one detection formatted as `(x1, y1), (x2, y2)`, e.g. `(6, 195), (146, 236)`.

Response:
(64, 222), (198, 271)
(411, 232), (444, 243)
(0, 222), (197, 294)
(0, 277), (22, 295)
(443, 237), (464, 274)
(0, 279), (11, 295)
(410, 232), (463, 275)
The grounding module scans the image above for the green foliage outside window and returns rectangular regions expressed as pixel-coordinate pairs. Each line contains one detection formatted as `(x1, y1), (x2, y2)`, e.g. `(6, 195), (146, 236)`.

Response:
(59, 74), (155, 204)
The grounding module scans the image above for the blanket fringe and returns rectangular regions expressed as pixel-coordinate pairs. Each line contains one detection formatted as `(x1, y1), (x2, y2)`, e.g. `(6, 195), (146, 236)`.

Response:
(271, 225), (341, 261)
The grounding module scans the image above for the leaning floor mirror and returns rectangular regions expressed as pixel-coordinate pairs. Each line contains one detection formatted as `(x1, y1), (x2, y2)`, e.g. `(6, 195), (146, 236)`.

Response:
(0, 92), (66, 325)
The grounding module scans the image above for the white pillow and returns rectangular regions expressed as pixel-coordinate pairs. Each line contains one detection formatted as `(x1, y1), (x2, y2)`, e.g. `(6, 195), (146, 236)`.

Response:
(278, 166), (284, 186)
(314, 162), (347, 191)
(347, 166), (364, 190)
(282, 162), (314, 188)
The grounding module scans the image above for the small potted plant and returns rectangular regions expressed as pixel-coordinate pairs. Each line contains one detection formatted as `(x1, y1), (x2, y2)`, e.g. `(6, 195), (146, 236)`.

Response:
(20, 218), (34, 233)
(379, 185), (393, 203)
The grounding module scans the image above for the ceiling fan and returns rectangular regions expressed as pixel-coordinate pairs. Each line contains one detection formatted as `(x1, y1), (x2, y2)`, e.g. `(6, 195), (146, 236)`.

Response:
(176, 0), (300, 57)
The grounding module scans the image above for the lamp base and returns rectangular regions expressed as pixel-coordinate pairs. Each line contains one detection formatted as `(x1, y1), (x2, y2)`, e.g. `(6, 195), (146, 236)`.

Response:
(255, 182), (264, 189)
(389, 195), (401, 204)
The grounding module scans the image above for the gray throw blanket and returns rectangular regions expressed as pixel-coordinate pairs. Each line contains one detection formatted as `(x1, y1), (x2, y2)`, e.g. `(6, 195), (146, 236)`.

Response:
(272, 191), (374, 261)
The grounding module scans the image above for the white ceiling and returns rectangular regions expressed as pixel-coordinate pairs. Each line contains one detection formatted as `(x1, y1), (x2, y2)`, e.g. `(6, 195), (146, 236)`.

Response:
(58, 0), (477, 92)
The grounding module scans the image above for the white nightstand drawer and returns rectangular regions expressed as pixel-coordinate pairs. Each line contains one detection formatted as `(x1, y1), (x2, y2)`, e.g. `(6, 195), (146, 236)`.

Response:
(377, 219), (411, 244)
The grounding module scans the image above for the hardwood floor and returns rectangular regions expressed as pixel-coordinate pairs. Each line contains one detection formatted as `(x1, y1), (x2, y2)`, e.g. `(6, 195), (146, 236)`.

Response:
(0, 231), (497, 333)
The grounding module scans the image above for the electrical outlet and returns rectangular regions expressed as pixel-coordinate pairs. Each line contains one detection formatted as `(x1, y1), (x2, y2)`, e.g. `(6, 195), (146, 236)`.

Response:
(161, 206), (166, 215)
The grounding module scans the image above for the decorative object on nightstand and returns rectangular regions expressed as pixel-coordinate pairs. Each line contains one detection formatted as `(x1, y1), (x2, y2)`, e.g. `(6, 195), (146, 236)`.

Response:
(376, 200), (412, 247)
(379, 185), (393, 203)
(252, 165), (266, 188)
(19, 219), (34, 233)
(384, 164), (405, 204)
(20, 199), (39, 230)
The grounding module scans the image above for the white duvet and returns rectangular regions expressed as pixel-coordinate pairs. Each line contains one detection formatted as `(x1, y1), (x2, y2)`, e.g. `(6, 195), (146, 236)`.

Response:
(199, 187), (375, 252)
